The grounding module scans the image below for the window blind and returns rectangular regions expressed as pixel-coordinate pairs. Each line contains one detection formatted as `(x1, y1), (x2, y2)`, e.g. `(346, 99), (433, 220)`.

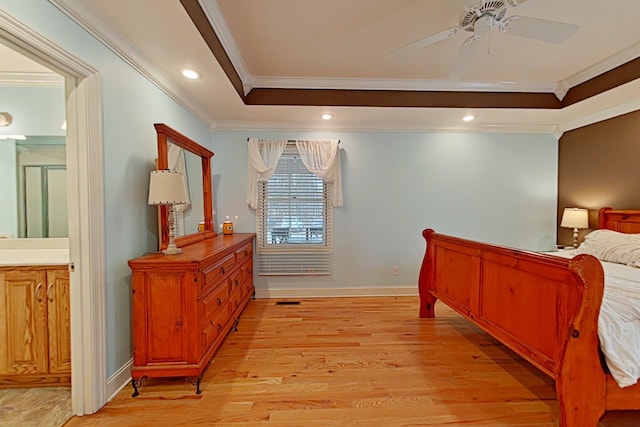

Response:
(257, 144), (333, 275)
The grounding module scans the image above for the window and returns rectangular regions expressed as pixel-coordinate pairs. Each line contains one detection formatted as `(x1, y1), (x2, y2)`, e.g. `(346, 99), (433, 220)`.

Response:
(257, 144), (334, 275)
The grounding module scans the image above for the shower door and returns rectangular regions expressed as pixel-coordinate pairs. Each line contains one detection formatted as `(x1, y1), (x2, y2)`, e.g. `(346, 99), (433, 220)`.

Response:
(23, 165), (68, 238)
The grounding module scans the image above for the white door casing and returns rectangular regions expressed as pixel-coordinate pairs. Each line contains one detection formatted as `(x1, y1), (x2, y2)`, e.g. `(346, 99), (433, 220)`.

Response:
(0, 9), (106, 415)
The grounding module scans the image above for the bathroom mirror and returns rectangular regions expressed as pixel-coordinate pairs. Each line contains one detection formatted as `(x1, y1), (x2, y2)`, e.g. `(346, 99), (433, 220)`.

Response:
(155, 123), (215, 250)
(0, 137), (67, 239)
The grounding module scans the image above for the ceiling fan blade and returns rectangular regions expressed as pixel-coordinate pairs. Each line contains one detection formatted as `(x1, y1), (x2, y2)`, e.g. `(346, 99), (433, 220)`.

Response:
(448, 35), (479, 80)
(501, 16), (579, 44)
(386, 27), (459, 59)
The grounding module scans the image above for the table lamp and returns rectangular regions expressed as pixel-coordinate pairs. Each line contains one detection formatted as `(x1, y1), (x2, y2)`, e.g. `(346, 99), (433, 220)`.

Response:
(560, 207), (588, 248)
(148, 169), (189, 255)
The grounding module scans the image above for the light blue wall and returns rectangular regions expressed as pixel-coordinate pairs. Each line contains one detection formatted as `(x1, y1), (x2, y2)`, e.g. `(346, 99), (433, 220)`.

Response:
(213, 131), (559, 293)
(1, 1), (213, 377)
(0, 86), (65, 136)
(0, 85), (65, 238)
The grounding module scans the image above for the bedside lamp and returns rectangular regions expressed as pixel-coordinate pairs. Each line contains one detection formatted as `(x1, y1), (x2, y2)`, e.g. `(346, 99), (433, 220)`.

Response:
(148, 170), (189, 255)
(561, 207), (589, 248)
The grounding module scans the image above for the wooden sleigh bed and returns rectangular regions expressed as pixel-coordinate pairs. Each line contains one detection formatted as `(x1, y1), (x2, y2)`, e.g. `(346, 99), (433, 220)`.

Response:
(418, 208), (640, 427)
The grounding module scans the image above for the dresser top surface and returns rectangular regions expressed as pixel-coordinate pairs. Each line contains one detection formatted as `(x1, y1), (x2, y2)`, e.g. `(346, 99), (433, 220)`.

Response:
(128, 233), (255, 267)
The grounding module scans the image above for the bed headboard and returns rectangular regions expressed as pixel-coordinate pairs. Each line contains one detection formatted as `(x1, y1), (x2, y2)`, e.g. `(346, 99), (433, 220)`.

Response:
(598, 207), (640, 233)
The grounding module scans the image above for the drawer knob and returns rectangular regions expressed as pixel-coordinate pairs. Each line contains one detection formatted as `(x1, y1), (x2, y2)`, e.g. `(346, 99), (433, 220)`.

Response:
(217, 324), (223, 332)
(244, 250), (248, 256)
(176, 320), (184, 329)
(220, 267), (226, 274)
(217, 297), (222, 306)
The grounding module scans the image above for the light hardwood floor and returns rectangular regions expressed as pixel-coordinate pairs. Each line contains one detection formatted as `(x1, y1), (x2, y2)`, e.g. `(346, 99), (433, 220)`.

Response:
(64, 296), (639, 426)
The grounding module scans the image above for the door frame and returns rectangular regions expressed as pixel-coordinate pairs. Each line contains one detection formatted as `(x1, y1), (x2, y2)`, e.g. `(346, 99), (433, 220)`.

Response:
(0, 9), (106, 415)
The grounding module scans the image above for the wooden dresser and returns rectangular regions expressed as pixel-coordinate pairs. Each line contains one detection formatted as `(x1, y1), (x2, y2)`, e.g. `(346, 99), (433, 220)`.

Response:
(128, 233), (255, 396)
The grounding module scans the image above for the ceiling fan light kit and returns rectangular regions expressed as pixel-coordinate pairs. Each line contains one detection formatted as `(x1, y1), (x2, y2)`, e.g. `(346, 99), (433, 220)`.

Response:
(388, 0), (579, 80)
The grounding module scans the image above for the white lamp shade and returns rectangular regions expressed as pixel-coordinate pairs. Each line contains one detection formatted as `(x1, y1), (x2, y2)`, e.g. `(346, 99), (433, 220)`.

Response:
(560, 208), (588, 229)
(148, 170), (189, 205)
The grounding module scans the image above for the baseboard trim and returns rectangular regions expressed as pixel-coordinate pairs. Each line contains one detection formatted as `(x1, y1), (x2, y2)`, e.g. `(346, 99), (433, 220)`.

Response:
(255, 286), (418, 299)
(106, 359), (132, 402)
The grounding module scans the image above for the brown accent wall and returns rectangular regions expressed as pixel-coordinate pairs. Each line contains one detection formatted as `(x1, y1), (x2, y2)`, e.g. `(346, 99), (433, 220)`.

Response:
(557, 110), (640, 245)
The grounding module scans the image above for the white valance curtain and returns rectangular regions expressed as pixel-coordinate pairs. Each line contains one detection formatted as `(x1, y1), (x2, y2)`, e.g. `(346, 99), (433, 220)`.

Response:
(246, 138), (343, 209)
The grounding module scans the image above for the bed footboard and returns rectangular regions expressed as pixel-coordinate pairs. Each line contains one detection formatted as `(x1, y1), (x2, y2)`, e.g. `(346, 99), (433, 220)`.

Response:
(418, 228), (608, 427)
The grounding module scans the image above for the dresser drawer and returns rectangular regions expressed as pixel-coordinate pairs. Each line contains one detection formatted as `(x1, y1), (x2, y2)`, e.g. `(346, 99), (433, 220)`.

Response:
(235, 243), (253, 264)
(229, 269), (243, 295)
(202, 308), (229, 353)
(239, 258), (253, 280)
(202, 254), (235, 294)
(229, 286), (244, 314)
(199, 282), (229, 323)
(243, 275), (254, 299)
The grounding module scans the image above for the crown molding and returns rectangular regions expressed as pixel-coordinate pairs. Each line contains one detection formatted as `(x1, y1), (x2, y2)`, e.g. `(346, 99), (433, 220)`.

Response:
(250, 76), (558, 94)
(48, 0), (215, 126)
(198, 0), (253, 93)
(0, 71), (64, 87)
(212, 119), (560, 135)
(554, 80), (570, 101)
(559, 96), (640, 134)
(561, 41), (640, 93)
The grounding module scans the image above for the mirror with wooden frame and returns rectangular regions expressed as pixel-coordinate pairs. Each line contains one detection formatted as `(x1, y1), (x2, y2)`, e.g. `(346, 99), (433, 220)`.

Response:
(155, 123), (215, 250)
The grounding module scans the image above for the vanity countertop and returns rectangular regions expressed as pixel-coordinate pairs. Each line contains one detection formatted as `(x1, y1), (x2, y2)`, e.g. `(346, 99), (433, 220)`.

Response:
(0, 249), (70, 266)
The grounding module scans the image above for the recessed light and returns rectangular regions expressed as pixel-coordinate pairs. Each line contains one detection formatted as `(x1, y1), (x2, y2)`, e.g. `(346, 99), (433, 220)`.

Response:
(463, 114), (475, 122)
(181, 69), (201, 80)
(0, 112), (13, 127)
(320, 113), (333, 120)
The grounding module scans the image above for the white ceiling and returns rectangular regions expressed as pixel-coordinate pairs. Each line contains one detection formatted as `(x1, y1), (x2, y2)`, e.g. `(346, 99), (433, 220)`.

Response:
(0, 43), (64, 86)
(17, 1), (640, 134)
(0, 43), (50, 73)
(215, 0), (639, 84)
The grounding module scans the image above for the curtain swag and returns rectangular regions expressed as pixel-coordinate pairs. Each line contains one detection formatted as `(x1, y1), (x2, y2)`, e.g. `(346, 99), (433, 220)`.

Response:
(246, 138), (343, 209)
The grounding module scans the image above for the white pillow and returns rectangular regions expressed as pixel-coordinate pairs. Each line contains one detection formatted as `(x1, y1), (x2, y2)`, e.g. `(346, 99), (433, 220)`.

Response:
(575, 229), (640, 267)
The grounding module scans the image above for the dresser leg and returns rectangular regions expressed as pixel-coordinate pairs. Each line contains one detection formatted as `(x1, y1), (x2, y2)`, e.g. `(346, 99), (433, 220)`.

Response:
(195, 375), (203, 395)
(131, 376), (147, 397)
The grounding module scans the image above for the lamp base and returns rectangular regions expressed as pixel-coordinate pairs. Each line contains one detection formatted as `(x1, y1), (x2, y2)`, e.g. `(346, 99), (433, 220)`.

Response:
(572, 227), (579, 248)
(163, 204), (182, 255)
(162, 245), (182, 255)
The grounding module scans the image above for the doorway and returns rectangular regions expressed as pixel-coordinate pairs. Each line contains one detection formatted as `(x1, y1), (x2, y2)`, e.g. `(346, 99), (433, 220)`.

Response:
(0, 43), (72, 425)
(0, 8), (106, 417)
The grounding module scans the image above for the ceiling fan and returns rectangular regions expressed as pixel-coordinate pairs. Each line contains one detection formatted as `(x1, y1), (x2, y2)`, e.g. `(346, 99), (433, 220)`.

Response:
(389, 0), (580, 80)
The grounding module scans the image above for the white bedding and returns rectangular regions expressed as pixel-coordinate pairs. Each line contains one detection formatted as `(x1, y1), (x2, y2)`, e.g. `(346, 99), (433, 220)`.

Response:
(550, 250), (640, 388)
